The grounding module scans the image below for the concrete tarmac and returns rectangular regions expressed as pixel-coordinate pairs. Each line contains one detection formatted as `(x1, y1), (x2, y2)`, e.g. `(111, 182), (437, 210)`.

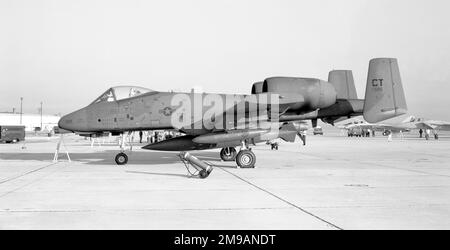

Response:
(0, 133), (449, 229)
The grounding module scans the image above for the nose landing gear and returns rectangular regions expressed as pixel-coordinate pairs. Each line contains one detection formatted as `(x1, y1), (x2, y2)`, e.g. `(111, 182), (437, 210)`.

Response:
(115, 152), (128, 165)
(114, 132), (133, 166)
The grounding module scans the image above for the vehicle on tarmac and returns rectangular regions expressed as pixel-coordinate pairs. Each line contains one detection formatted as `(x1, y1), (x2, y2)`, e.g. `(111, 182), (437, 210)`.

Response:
(0, 125), (25, 143)
(313, 127), (324, 135)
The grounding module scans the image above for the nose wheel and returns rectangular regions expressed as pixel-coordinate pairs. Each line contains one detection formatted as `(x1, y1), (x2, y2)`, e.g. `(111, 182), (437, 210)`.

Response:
(236, 150), (256, 168)
(115, 152), (128, 165)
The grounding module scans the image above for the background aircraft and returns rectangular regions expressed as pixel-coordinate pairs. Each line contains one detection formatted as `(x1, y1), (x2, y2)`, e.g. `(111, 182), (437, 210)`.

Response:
(402, 116), (450, 139)
(58, 58), (407, 177)
(342, 119), (411, 137)
(340, 115), (450, 140)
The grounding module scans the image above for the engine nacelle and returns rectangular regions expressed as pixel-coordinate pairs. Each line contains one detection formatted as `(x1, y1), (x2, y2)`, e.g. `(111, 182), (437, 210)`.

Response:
(262, 77), (337, 110)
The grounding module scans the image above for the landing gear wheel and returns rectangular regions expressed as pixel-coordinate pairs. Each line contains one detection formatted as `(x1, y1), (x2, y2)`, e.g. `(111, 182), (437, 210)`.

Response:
(220, 147), (237, 161)
(236, 150), (256, 168)
(435, 134), (439, 140)
(115, 152), (128, 165)
(199, 170), (210, 179)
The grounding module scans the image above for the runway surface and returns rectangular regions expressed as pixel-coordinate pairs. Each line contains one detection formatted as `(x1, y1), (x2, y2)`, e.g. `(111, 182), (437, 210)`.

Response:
(0, 133), (449, 229)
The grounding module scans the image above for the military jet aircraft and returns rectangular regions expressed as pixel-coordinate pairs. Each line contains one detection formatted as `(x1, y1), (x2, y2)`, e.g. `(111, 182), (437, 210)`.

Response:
(343, 119), (411, 137)
(58, 58), (407, 177)
(341, 115), (450, 140)
(398, 116), (450, 140)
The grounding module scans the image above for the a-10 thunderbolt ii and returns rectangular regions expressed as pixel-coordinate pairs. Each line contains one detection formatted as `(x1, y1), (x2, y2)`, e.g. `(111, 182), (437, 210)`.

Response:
(58, 58), (407, 177)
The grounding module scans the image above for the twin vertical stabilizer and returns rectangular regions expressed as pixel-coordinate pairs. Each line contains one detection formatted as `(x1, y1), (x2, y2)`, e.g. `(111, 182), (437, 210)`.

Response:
(363, 58), (407, 123)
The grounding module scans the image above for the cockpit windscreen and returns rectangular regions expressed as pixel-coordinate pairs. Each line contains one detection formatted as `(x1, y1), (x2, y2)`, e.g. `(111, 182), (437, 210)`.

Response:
(91, 86), (153, 104)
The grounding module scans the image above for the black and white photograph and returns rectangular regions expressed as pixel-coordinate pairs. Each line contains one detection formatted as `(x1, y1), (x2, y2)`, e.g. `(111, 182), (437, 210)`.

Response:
(1, 0), (449, 236)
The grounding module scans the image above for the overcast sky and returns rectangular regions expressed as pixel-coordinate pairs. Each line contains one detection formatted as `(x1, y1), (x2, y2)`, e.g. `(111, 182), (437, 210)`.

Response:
(1, 0), (449, 120)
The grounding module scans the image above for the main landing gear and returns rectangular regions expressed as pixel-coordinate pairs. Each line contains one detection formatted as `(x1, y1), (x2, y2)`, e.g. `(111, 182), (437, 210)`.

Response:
(220, 142), (256, 169)
(220, 147), (237, 161)
(236, 149), (256, 168)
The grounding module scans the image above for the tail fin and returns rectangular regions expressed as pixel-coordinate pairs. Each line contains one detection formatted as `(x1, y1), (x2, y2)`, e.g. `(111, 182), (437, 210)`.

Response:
(363, 58), (407, 123)
(251, 82), (264, 94)
(328, 70), (358, 99)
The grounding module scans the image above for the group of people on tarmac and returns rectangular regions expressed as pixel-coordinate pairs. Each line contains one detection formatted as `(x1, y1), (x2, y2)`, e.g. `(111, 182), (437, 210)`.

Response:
(419, 129), (439, 140)
(348, 127), (376, 137)
(136, 130), (181, 144)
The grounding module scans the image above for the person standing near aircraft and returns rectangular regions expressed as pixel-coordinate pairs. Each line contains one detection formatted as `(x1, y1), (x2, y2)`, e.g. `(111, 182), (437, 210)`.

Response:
(388, 131), (393, 142)
(419, 129), (423, 138)
(139, 131), (143, 143)
(425, 129), (431, 140)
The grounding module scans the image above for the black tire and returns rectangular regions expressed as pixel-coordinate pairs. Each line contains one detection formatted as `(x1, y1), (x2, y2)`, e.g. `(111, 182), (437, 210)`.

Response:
(220, 147), (237, 161)
(236, 150), (256, 168)
(115, 152), (128, 165)
(435, 134), (439, 140)
(199, 170), (209, 179)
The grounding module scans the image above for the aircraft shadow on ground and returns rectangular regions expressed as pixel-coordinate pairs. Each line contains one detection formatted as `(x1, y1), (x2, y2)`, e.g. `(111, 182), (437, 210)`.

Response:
(0, 150), (238, 168)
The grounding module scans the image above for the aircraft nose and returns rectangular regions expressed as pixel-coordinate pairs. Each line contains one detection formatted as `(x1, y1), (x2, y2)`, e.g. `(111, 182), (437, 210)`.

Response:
(58, 109), (88, 132)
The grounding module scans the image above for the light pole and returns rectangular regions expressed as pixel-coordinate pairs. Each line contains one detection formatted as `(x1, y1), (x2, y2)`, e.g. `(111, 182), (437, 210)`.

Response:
(40, 101), (43, 130)
(20, 97), (23, 125)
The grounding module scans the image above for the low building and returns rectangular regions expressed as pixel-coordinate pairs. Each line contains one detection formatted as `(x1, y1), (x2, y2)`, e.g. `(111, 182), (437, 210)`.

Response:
(0, 112), (60, 132)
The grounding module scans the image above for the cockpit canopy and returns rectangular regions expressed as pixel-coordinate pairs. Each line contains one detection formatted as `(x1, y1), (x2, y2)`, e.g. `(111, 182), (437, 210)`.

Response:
(91, 86), (154, 104)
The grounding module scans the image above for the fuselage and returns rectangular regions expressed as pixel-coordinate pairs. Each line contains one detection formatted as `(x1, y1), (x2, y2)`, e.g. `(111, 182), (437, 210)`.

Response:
(58, 82), (341, 135)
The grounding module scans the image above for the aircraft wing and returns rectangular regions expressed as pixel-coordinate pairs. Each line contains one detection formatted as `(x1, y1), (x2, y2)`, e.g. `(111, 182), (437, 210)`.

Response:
(416, 121), (450, 131)
(414, 122), (436, 130)
(144, 123), (299, 151)
(193, 123), (298, 144)
(436, 124), (450, 131)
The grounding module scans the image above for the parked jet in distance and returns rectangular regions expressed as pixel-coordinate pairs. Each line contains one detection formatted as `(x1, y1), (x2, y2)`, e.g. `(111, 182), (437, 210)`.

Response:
(341, 116), (450, 140)
(58, 58), (407, 178)
(402, 116), (450, 140)
(342, 119), (411, 137)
